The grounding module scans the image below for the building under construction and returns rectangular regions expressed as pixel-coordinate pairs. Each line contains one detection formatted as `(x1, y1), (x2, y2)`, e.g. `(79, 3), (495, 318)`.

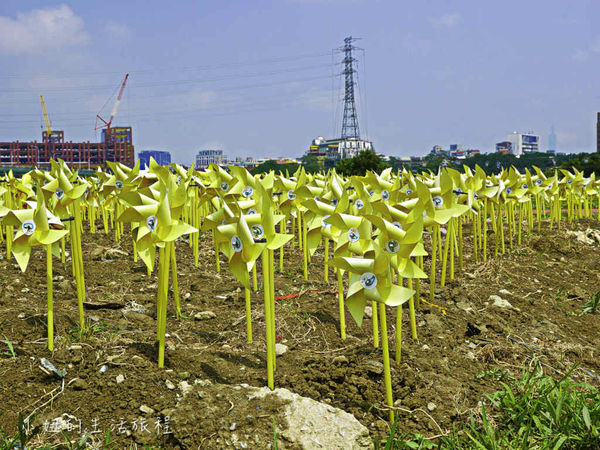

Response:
(0, 74), (134, 170)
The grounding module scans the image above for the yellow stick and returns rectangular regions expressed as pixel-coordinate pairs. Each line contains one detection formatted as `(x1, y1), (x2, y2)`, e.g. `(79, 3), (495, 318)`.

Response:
(407, 278), (417, 340)
(430, 226), (438, 301)
(252, 264), (258, 291)
(46, 244), (54, 352)
(441, 221), (452, 287)
(378, 303), (394, 424)
(372, 300), (379, 348)
(245, 286), (252, 343)
(262, 251), (274, 389)
(337, 269), (346, 340)
(324, 238), (329, 282)
(214, 232), (220, 272)
(157, 245), (170, 368)
(302, 212), (308, 280)
(171, 242), (180, 319)
(395, 303), (402, 364)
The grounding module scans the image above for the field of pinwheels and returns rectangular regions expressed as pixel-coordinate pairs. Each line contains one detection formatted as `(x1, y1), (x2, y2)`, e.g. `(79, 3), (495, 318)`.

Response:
(0, 160), (599, 448)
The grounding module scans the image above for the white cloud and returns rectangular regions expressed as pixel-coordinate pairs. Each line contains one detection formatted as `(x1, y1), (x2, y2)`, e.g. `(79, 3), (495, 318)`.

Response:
(429, 13), (461, 29)
(0, 4), (88, 55)
(105, 21), (132, 40)
(572, 38), (600, 61)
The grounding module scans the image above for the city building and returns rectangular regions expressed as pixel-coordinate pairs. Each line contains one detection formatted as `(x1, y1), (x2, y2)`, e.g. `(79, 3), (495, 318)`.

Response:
(0, 126), (134, 169)
(307, 136), (374, 162)
(138, 150), (171, 169)
(504, 132), (540, 156)
(496, 141), (512, 154)
(430, 144), (480, 159)
(196, 149), (227, 169)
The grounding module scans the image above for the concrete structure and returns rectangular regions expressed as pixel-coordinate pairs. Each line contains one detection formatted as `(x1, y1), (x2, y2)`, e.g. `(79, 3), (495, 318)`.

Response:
(307, 136), (373, 162)
(505, 132), (540, 156)
(196, 149), (227, 168)
(0, 126), (134, 169)
(496, 141), (512, 154)
(138, 150), (171, 169)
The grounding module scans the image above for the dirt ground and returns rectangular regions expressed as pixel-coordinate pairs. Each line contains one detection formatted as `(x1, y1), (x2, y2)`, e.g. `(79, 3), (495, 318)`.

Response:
(0, 217), (599, 448)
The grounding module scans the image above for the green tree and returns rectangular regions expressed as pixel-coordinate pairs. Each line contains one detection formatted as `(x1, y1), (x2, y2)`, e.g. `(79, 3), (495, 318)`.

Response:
(250, 160), (299, 175)
(299, 154), (320, 174)
(335, 150), (390, 176)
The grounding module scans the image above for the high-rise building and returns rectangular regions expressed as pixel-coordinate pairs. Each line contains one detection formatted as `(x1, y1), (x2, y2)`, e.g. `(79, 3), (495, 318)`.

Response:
(505, 132), (539, 156)
(548, 126), (557, 151)
(196, 149), (227, 168)
(138, 150), (171, 169)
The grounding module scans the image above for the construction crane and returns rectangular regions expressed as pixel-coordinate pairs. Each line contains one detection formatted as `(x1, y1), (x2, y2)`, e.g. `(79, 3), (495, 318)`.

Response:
(40, 95), (52, 135)
(95, 73), (129, 143)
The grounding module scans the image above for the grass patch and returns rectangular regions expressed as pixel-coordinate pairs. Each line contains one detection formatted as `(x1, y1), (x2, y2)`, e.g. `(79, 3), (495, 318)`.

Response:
(381, 362), (600, 449)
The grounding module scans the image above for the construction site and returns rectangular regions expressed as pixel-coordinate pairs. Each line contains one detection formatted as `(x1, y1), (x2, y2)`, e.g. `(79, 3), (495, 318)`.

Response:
(0, 74), (134, 173)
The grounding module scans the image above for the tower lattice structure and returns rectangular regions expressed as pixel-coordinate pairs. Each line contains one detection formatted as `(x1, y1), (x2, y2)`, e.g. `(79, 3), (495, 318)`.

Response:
(340, 36), (361, 140)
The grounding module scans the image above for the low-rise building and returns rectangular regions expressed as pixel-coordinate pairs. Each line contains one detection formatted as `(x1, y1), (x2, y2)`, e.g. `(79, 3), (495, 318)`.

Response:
(138, 150), (171, 169)
(196, 149), (227, 168)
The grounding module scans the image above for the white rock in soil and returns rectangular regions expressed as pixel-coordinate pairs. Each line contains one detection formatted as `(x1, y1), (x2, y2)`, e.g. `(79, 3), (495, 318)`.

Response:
(116, 374), (125, 384)
(178, 380), (193, 396)
(275, 343), (288, 356)
(489, 295), (513, 309)
(194, 311), (216, 320)
(249, 386), (371, 449)
(166, 380), (175, 390)
(139, 405), (154, 415)
(498, 289), (512, 296)
(427, 402), (437, 412)
(364, 306), (372, 318)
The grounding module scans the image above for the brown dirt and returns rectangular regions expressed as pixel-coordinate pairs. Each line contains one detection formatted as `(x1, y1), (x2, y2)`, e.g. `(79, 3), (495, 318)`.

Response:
(0, 219), (599, 448)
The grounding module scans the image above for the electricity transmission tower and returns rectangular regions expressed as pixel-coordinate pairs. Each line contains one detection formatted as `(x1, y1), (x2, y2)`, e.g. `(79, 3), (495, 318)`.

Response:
(340, 36), (361, 140)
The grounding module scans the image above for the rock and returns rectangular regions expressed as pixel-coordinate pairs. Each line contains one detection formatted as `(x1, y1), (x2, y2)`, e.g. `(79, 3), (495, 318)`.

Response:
(364, 305), (372, 319)
(249, 386), (371, 449)
(104, 248), (129, 259)
(116, 374), (125, 384)
(17, 313), (25, 319)
(489, 295), (513, 309)
(166, 380), (175, 390)
(139, 405), (154, 415)
(21, 287), (29, 293)
(364, 360), (383, 375)
(194, 311), (216, 320)
(72, 378), (88, 391)
(184, 292), (191, 300)
(90, 246), (105, 260)
(69, 345), (82, 351)
(498, 289), (512, 296)
(58, 280), (74, 292)
(178, 381), (193, 396)
(427, 402), (437, 412)
(456, 301), (474, 314)
(177, 371), (190, 380)
(465, 272), (476, 279)
(421, 344), (430, 350)
(332, 355), (349, 365)
(123, 310), (154, 327)
(275, 343), (288, 356)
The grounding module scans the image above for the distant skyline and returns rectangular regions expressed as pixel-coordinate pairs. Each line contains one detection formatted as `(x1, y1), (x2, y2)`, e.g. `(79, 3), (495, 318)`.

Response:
(0, 1), (599, 163)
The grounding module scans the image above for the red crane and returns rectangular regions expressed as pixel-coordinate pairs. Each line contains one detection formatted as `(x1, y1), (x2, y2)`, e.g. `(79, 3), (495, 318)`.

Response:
(95, 73), (129, 142)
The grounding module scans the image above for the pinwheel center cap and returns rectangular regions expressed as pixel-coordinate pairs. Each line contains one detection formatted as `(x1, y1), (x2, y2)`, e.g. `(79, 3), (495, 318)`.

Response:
(221, 182), (229, 192)
(386, 239), (400, 253)
(355, 199), (364, 210)
(247, 209), (257, 215)
(314, 196), (320, 202)
(548, 184), (553, 189)
(536, 179), (543, 186)
(567, 179), (573, 185)
(433, 196), (443, 208)
(56, 189), (64, 199)
(22, 220), (36, 236)
(348, 227), (360, 242)
(369, 190), (374, 197)
(360, 272), (377, 290)
(146, 215), (157, 231)
(231, 236), (243, 252)
(115, 181), (123, 189)
(242, 186), (253, 198)
(505, 187), (512, 194)
(287, 190), (296, 200)
(332, 198), (338, 206)
(406, 189), (413, 195)
(177, 176), (182, 183)
(393, 221), (402, 230)
(381, 190), (390, 200)
(522, 183), (528, 189)
(251, 224), (265, 240)
(321, 214), (330, 228)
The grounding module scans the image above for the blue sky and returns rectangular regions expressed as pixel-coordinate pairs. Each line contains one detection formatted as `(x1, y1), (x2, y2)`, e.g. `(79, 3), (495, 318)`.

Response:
(0, 0), (598, 163)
